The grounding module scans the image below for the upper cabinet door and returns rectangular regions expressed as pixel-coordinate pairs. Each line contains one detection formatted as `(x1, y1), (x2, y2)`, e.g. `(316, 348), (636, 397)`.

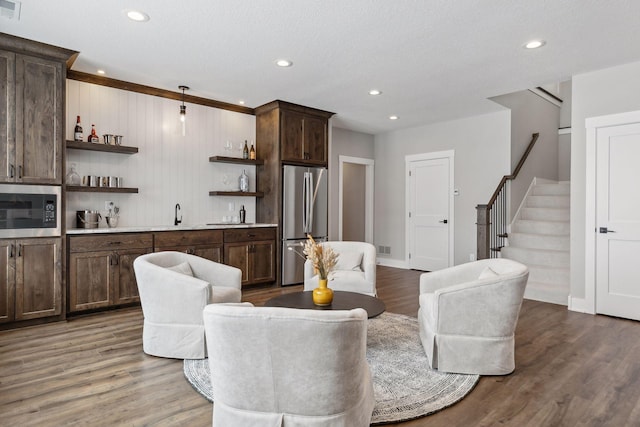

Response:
(15, 54), (63, 184)
(280, 109), (328, 166)
(0, 50), (16, 184)
(280, 109), (305, 163)
(303, 115), (327, 164)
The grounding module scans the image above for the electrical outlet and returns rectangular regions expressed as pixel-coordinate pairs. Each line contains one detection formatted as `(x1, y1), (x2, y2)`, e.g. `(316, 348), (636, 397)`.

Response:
(469, 253), (476, 261)
(105, 201), (113, 211)
(228, 202), (235, 211)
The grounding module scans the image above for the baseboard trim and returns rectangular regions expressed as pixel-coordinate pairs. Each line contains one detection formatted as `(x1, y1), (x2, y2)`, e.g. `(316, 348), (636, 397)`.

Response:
(376, 258), (409, 269)
(568, 296), (590, 313)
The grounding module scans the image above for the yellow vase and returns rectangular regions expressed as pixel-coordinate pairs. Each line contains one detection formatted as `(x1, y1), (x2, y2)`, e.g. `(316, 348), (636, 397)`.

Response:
(312, 278), (333, 306)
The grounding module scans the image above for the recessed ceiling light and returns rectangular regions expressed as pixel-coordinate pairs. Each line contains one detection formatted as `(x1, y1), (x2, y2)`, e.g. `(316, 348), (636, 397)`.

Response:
(97, 69), (105, 75)
(389, 115), (398, 120)
(276, 59), (293, 67)
(369, 89), (382, 96)
(238, 100), (245, 105)
(125, 9), (150, 22)
(524, 40), (545, 49)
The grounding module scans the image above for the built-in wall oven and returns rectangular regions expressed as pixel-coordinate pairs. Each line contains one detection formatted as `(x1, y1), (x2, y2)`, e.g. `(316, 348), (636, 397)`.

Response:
(0, 184), (61, 238)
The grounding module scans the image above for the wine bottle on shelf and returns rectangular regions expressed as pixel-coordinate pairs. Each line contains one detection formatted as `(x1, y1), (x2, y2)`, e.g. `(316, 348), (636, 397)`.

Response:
(242, 140), (249, 159)
(239, 205), (246, 223)
(249, 141), (256, 160)
(88, 124), (99, 143)
(74, 116), (83, 141)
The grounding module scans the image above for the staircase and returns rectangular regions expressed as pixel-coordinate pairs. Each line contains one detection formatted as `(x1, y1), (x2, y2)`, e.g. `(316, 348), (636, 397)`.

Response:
(501, 180), (570, 305)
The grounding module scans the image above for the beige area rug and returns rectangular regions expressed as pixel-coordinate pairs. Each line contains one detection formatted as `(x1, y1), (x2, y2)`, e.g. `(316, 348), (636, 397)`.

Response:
(184, 312), (479, 424)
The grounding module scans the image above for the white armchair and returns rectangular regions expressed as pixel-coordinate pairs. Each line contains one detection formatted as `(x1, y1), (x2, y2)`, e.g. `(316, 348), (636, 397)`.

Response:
(418, 258), (529, 375)
(203, 304), (375, 426)
(133, 251), (241, 359)
(303, 241), (377, 296)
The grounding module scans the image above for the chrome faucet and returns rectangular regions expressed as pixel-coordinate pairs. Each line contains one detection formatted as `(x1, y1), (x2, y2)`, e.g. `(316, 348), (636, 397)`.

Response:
(174, 203), (182, 226)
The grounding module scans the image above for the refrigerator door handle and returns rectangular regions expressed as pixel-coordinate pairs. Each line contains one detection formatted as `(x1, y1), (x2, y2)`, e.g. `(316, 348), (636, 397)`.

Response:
(302, 172), (309, 234)
(307, 172), (314, 234)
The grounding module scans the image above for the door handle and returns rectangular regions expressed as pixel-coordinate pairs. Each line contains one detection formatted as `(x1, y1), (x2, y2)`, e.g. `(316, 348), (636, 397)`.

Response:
(599, 227), (616, 233)
(439, 219), (448, 224)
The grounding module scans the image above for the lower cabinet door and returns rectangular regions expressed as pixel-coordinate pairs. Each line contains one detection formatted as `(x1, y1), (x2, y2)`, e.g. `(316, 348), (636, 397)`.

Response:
(224, 242), (250, 285)
(69, 250), (112, 312)
(251, 241), (276, 284)
(15, 238), (62, 320)
(0, 240), (15, 323)
(193, 245), (223, 263)
(113, 248), (151, 305)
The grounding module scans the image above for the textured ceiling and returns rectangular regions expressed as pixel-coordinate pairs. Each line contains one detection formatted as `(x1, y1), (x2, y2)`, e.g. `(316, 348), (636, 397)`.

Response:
(3, 0), (640, 134)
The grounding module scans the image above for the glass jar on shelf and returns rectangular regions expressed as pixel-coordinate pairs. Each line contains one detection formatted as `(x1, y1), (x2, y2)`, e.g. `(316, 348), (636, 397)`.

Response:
(66, 163), (81, 185)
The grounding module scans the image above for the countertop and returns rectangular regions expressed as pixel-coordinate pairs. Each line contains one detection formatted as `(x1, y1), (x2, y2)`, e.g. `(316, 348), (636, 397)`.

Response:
(66, 223), (278, 235)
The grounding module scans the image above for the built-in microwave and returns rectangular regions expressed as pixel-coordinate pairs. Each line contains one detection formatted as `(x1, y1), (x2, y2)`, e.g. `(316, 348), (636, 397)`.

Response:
(0, 184), (61, 238)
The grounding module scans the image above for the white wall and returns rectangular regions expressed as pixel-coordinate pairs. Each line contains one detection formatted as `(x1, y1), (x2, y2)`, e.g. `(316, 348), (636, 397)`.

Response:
(490, 90), (560, 218)
(329, 127), (374, 240)
(571, 60), (640, 300)
(65, 80), (256, 229)
(373, 110), (511, 266)
(558, 80), (572, 182)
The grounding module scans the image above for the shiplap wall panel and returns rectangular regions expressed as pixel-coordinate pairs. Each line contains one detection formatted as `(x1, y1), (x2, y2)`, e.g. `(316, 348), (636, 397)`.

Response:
(65, 80), (257, 229)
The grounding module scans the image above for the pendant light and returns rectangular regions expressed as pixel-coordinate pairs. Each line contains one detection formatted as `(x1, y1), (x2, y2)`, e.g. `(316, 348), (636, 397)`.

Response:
(178, 85), (189, 136)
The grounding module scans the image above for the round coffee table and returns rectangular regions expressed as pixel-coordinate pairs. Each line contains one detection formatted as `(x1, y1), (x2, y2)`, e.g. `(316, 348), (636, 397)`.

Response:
(264, 290), (385, 318)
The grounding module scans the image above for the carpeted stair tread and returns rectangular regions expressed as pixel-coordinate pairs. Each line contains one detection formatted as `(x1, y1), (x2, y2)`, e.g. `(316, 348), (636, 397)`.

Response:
(526, 195), (570, 208)
(508, 232), (569, 251)
(512, 219), (569, 235)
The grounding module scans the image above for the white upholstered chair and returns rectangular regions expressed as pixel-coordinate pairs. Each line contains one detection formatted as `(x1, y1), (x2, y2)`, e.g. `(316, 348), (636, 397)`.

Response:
(202, 304), (375, 426)
(133, 251), (241, 359)
(418, 258), (529, 375)
(303, 241), (377, 296)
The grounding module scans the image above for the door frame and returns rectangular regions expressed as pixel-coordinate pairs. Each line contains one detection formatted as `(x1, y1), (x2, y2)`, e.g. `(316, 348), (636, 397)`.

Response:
(585, 109), (640, 315)
(338, 155), (374, 243)
(405, 150), (455, 269)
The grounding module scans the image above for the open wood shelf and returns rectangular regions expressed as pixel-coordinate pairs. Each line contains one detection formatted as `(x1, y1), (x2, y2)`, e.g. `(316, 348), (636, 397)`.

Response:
(66, 140), (139, 154)
(209, 156), (263, 165)
(209, 191), (264, 197)
(66, 186), (139, 194)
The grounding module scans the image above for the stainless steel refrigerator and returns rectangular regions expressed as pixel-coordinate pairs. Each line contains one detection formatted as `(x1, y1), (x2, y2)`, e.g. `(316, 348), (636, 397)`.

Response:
(281, 165), (328, 286)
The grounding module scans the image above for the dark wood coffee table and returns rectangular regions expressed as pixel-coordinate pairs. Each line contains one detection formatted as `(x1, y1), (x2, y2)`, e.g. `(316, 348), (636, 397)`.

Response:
(264, 291), (385, 318)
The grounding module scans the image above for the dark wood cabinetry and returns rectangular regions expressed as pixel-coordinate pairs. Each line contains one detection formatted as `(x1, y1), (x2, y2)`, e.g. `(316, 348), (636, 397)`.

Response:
(154, 230), (223, 263)
(256, 101), (332, 167)
(0, 238), (62, 323)
(224, 228), (276, 286)
(0, 34), (75, 184)
(280, 109), (328, 164)
(68, 233), (152, 312)
(255, 101), (333, 285)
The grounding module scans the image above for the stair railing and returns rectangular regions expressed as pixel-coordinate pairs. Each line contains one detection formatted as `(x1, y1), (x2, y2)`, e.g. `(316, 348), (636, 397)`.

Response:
(476, 133), (539, 259)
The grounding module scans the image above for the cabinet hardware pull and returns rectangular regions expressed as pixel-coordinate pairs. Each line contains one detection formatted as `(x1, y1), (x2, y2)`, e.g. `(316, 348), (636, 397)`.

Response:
(18, 165), (22, 179)
(109, 254), (119, 265)
(247, 233), (255, 238)
(9, 244), (14, 258)
(17, 244), (22, 257)
(9, 164), (14, 178)
(108, 241), (122, 245)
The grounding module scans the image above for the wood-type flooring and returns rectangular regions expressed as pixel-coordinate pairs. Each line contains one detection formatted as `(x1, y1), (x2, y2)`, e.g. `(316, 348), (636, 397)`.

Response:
(1, 266), (639, 426)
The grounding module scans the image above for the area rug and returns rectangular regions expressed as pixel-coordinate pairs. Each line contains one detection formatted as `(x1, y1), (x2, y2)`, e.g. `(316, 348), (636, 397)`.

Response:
(183, 312), (479, 424)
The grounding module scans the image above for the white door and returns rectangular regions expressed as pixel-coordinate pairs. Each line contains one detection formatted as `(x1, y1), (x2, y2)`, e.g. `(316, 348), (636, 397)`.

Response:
(595, 123), (640, 321)
(406, 152), (453, 271)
